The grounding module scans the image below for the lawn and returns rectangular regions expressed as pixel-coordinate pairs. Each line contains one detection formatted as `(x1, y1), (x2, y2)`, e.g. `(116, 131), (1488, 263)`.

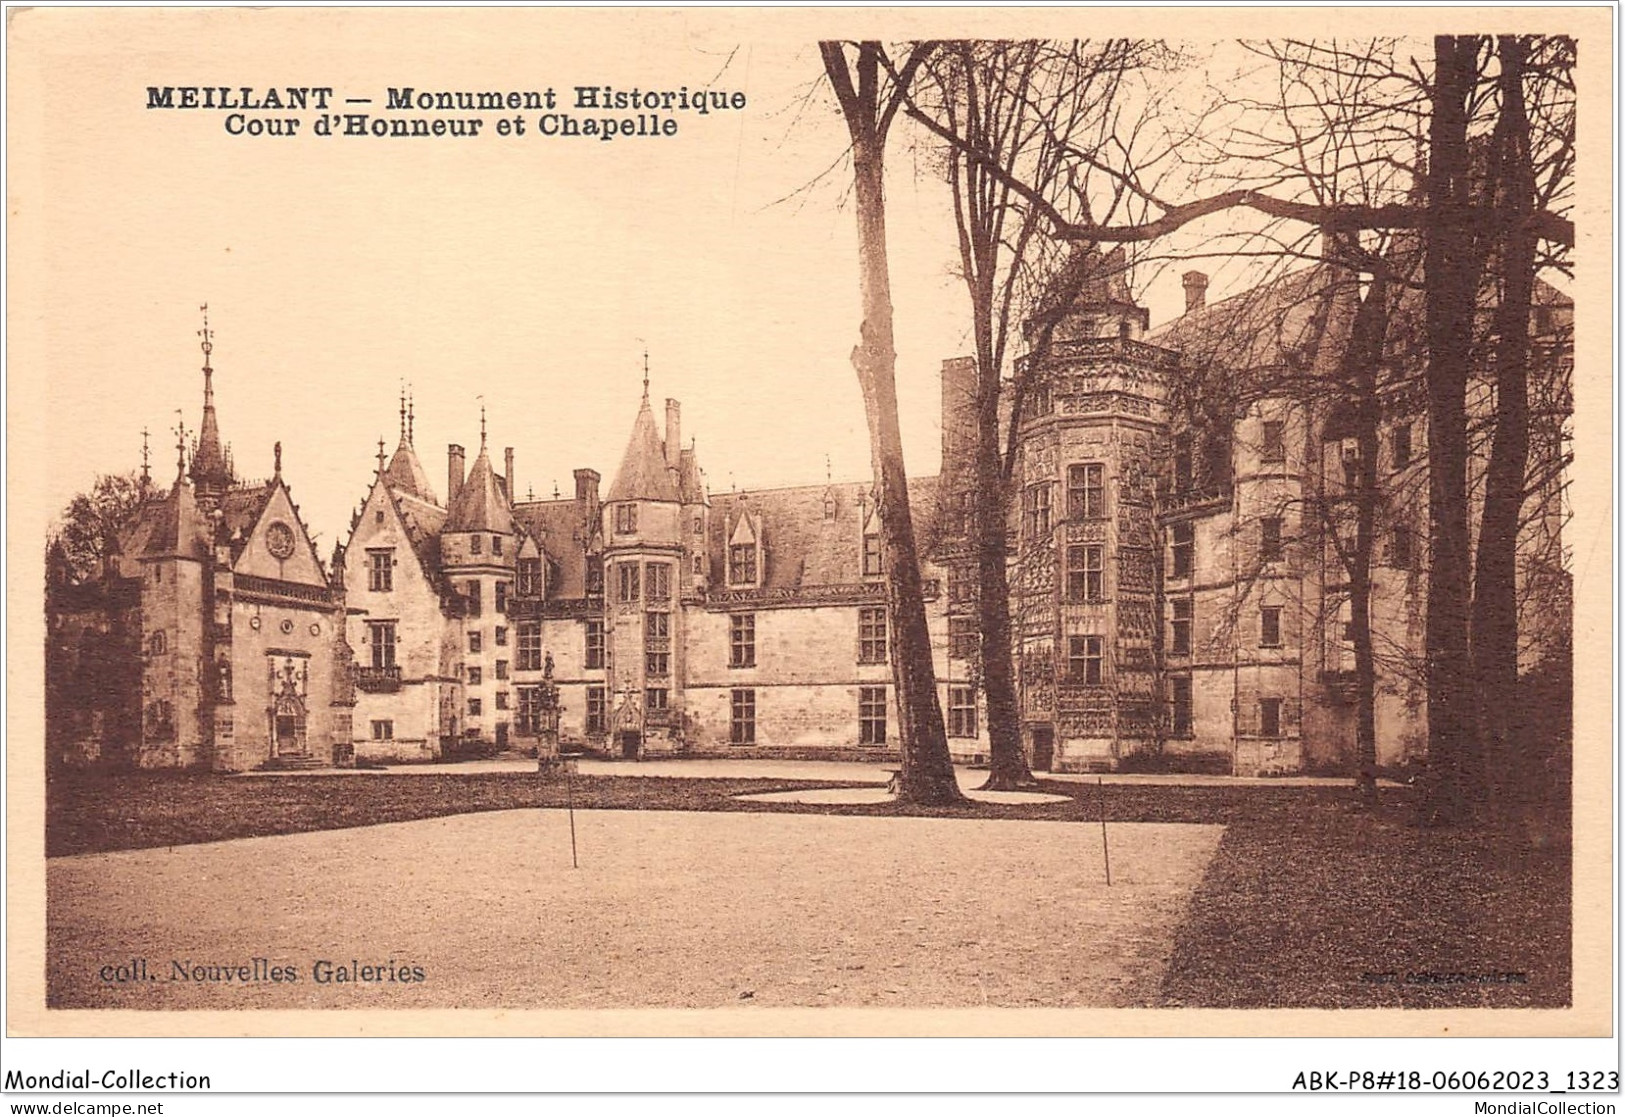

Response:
(44, 768), (1571, 1009)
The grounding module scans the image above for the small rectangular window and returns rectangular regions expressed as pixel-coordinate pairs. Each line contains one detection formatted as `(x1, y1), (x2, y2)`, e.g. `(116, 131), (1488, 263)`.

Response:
(645, 687), (669, 712)
(1170, 677), (1193, 737)
(1260, 517), (1284, 563)
(468, 666), (482, 686)
(1261, 605), (1283, 648)
(858, 606), (887, 665)
(468, 697), (483, 717)
(730, 613), (756, 668)
(730, 688), (756, 745)
(1171, 598), (1192, 656)
(1261, 420), (1285, 463)
(586, 686), (606, 733)
(465, 581), (482, 616)
(1392, 423), (1413, 469)
(471, 535), (483, 555)
(1023, 483), (1053, 539)
(517, 622), (543, 672)
(1260, 697), (1283, 738)
(646, 562), (672, 602)
(646, 650), (670, 677)
(368, 621), (397, 670)
(858, 686), (887, 745)
(862, 533), (883, 577)
(368, 549), (394, 593)
(495, 582), (508, 613)
(585, 619), (605, 670)
(1067, 463), (1105, 520)
(948, 616), (978, 660)
(947, 685), (977, 738)
(370, 719), (394, 741)
(495, 660), (508, 681)
(468, 630), (482, 654)
(495, 690), (509, 711)
(729, 543), (757, 585)
(615, 504), (638, 534)
(1066, 544), (1105, 603)
(1170, 522), (1194, 579)
(1067, 635), (1104, 685)
(492, 535), (503, 557)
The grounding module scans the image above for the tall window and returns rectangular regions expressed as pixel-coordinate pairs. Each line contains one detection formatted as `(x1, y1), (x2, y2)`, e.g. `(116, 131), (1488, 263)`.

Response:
(858, 606), (887, 664)
(645, 612), (670, 677)
(616, 562), (641, 603)
(586, 557), (604, 596)
(862, 532), (883, 577)
(495, 659), (509, 681)
(1068, 463), (1105, 520)
(1260, 605), (1283, 648)
(1260, 697), (1283, 738)
(1392, 423), (1413, 469)
(1023, 483), (1053, 540)
(729, 542), (757, 585)
(1066, 544), (1104, 603)
(465, 580), (482, 616)
(1067, 635), (1104, 684)
(615, 504), (638, 534)
(585, 619), (605, 670)
(586, 686), (606, 733)
(858, 686), (887, 745)
(1260, 517), (1284, 563)
(730, 688), (756, 745)
(730, 613), (756, 668)
(368, 621), (397, 669)
(492, 535), (503, 557)
(646, 562), (671, 603)
(495, 582), (508, 614)
(517, 557), (543, 597)
(517, 687), (541, 734)
(517, 621), (543, 672)
(468, 697), (483, 717)
(948, 616), (978, 660)
(1169, 676), (1193, 737)
(368, 549), (394, 592)
(471, 534), (483, 556)
(947, 565), (974, 604)
(495, 690), (509, 711)
(468, 630), (482, 654)
(1261, 420), (1285, 463)
(1174, 434), (1194, 493)
(1171, 598), (1192, 656)
(495, 625), (507, 647)
(947, 685), (977, 738)
(1170, 522), (1194, 579)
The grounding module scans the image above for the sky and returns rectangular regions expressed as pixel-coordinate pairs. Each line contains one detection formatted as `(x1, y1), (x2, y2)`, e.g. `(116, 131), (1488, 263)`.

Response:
(18, 9), (1289, 554)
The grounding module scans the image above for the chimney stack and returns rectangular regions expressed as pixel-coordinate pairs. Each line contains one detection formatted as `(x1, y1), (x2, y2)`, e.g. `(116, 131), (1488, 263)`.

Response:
(573, 467), (601, 508)
(1182, 271), (1208, 315)
(664, 399), (681, 469)
(504, 447), (515, 502)
(448, 444), (465, 506)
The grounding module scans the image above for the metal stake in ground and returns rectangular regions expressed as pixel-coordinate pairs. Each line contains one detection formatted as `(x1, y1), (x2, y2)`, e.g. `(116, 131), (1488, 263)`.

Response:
(1098, 776), (1111, 887)
(565, 759), (578, 870)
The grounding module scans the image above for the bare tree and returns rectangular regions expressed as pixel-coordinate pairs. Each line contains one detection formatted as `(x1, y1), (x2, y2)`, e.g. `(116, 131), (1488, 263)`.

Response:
(819, 40), (964, 804)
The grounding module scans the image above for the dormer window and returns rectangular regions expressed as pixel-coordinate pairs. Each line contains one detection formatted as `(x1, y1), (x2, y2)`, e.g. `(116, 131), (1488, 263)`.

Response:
(517, 557), (543, 597)
(729, 543), (757, 586)
(861, 532), (883, 578)
(615, 504), (638, 534)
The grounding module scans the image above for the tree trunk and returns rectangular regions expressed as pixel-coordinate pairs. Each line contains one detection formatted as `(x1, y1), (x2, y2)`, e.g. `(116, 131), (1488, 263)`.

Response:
(826, 42), (964, 805)
(1471, 35), (1535, 822)
(1421, 35), (1488, 825)
(974, 358), (1035, 790)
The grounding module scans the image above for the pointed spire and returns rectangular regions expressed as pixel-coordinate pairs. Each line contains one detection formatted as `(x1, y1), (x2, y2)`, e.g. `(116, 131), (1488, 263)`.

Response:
(399, 383), (407, 444)
(376, 437), (387, 476)
(140, 427), (151, 486)
(479, 398), (487, 447)
(174, 415), (188, 481)
(189, 303), (232, 497)
(407, 388), (415, 444)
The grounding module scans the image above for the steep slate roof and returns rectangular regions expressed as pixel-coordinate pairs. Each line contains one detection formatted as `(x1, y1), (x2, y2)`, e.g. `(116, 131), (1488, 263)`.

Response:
(1146, 263), (1345, 378)
(605, 396), (681, 503)
(393, 489), (448, 580)
(445, 444), (514, 534)
(135, 477), (210, 560)
(512, 498), (595, 599)
(383, 437), (439, 505)
(706, 475), (940, 590)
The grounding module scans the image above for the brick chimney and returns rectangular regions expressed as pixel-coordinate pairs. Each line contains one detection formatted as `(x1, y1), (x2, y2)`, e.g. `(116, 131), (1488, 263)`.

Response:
(573, 467), (601, 508)
(664, 399), (681, 469)
(448, 444), (465, 506)
(1182, 271), (1208, 315)
(504, 447), (515, 502)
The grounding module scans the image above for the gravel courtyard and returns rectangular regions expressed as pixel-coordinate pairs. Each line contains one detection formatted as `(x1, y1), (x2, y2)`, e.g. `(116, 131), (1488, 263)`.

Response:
(48, 809), (1223, 1010)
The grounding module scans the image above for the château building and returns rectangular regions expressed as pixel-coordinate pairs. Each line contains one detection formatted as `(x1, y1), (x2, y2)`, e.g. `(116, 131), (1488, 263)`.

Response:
(47, 249), (1570, 776)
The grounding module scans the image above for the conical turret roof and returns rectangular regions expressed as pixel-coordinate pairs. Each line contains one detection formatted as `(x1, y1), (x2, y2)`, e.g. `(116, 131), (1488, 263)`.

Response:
(445, 442), (513, 533)
(188, 365), (233, 494)
(606, 395), (680, 503)
(384, 437), (439, 505)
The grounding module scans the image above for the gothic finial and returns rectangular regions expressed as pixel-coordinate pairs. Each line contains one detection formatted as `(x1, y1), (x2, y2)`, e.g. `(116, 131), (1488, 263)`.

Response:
(141, 427), (151, 484)
(399, 382), (407, 443)
(198, 303), (213, 370)
(825, 453), (832, 485)
(376, 437), (387, 475)
(552, 480), (560, 500)
(274, 441), (282, 476)
(174, 413), (188, 478)
(407, 387), (415, 443)
(478, 396), (487, 446)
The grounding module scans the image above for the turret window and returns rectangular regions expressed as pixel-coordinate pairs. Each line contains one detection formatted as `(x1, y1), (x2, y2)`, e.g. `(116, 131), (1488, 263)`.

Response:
(1067, 635), (1104, 684)
(495, 582), (508, 613)
(471, 535), (483, 555)
(1067, 464), (1105, 520)
(1171, 599), (1193, 655)
(492, 535), (503, 557)
(1170, 523), (1194, 579)
(1261, 420), (1286, 463)
(646, 563), (671, 603)
(1023, 483), (1053, 540)
(1260, 517), (1284, 563)
(616, 562), (641, 603)
(615, 504), (638, 534)
(1066, 544), (1104, 603)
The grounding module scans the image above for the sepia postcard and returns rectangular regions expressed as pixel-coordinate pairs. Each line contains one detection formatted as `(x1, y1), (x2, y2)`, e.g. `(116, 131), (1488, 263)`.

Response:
(5, 5), (1614, 1058)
